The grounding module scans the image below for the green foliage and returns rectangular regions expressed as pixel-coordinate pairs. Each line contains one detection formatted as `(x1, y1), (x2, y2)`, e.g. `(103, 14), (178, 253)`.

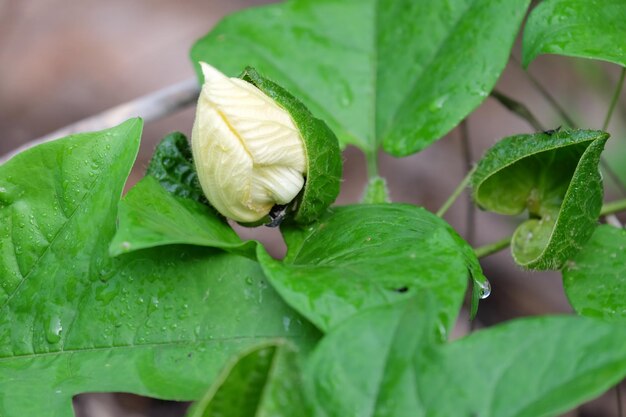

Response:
(257, 204), (486, 333)
(146, 132), (207, 204)
(0, 121), (317, 416)
(191, 0), (530, 156)
(241, 67), (342, 225)
(472, 129), (608, 269)
(306, 297), (626, 417)
(563, 225), (626, 321)
(523, 0), (626, 68)
(187, 342), (306, 417)
(109, 176), (256, 259)
(3, 0), (626, 415)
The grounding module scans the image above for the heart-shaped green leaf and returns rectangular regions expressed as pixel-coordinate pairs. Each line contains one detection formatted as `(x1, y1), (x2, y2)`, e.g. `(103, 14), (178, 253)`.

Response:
(563, 225), (626, 321)
(191, 0), (530, 156)
(472, 129), (609, 269)
(187, 342), (307, 417)
(109, 176), (256, 258)
(0, 121), (317, 416)
(523, 0), (626, 68)
(256, 204), (487, 333)
(306, 295), (626, 417)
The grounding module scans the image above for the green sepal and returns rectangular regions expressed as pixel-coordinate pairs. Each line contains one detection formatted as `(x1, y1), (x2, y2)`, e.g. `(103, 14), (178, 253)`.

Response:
(240, 67), (342, 225)
(472, 129), (609, 270)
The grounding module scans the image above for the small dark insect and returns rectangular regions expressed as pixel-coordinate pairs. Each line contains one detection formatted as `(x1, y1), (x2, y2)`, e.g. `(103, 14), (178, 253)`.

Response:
(266, 204), (288, 228)
(543, 125), (562, 135)
(395, 286), (409, 293)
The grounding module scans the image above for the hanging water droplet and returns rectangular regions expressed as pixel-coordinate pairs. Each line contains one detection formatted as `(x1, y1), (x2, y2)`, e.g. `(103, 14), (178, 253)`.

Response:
(477, 279), (491, 299)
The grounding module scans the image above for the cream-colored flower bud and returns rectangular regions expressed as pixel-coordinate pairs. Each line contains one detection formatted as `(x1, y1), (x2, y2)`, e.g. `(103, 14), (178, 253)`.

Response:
(191, 62), (307, 223)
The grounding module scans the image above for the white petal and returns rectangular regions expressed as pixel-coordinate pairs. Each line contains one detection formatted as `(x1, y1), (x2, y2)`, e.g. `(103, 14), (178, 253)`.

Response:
(191, 63), (307, 223)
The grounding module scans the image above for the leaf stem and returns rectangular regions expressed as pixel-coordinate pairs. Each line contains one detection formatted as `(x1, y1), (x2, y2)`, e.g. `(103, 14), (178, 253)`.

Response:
(602, 67), (626, 131)
(474, 236), (512, 259)
(490, 89), (545, 131)
(366, 149), (379, 179)
(600, 198), (626, 216)
(511, 54), (577, 127)
(436, 165), (476, 218)
(617, 383), (624, 417)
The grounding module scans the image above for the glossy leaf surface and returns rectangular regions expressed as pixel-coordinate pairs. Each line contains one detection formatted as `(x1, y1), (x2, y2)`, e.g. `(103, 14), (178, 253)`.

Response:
(188, 342), (306, 417)
(146, 132), (207, 204)
(472, 129), (608, 269)
(257, 204), (486, 333)
(523, 0), (626, 67)
(191, 0), (530, 155)
(109, 176), (256, 258)
(0, 121), (316, 417)
(563, 225), (626, 321)
(306, 296), (626, 417)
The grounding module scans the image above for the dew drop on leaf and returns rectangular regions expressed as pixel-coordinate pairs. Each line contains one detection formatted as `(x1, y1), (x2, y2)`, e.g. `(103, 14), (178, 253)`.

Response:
(478, 279), (491, 300)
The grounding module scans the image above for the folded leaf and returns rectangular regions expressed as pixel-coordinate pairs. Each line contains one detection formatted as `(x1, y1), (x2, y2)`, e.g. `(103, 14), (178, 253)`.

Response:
(472, 129), (608, 269)
(191, 0), (530, 156)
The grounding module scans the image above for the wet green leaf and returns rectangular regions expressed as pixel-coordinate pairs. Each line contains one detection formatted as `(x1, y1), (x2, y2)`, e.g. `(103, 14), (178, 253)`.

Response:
(0, 121), (317, 416)
(146, 132), (207, 204)
(306, 296), (626, 417)
(563, 225), (626, 321)
(109, 176), (256, 258)
(472, 129), (608, 269)
(257, 204), (486, 333)
(523, 0), (626, 68)
(188, 342), (307, 417)
(241, 67), (342, 225)
(191, 0), (530, 156)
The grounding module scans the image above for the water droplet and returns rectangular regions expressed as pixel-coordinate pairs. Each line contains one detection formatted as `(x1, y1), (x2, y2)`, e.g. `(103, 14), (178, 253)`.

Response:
(46, 316), (63, 343)
(282, 316), (291, 332)
(477, 279), (491, 299)
(245, 276), (254, 285)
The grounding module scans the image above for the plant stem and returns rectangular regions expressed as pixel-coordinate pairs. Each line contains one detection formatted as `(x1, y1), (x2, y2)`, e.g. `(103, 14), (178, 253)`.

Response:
(600, 198), (626, 216)
(459, 120), (476, 244)
(474, 236), (512, 259)
(511, 54), (577, 127)
(491, 89), (545, 131)
(436, 165), (476, 218)
(617, 383), (624, 417)
(365, 149), (379, 179)
(603, 67), (626, 131)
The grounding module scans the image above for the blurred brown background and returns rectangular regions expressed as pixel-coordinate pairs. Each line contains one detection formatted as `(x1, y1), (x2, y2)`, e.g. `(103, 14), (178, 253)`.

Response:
(1, 0), (625, 416)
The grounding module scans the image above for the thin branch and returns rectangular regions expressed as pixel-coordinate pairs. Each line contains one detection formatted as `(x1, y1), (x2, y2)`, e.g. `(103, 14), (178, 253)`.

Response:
(603, 67), (626, 131)
(618, 383), (624, 417)
(1, 78), (200, 164)
(490, 89), (546, 131)
(474, 236), (512, 259)
(510, 54), (577, 127)
(437, 165), (476, 218)
(459, 119), (476, 244)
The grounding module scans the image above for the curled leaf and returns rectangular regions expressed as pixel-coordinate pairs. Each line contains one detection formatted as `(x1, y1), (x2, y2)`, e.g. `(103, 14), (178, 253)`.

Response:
(472, 129), (608, 269)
